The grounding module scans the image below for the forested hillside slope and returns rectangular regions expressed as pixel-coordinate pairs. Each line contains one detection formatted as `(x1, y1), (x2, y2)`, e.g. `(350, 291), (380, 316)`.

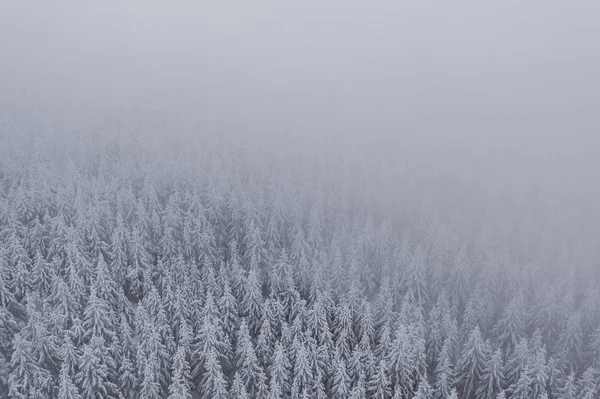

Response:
(0, 114), (599, 399)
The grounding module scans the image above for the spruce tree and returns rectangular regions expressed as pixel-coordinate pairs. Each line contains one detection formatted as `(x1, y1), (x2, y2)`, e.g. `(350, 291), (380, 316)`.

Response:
(369, 358), (392, 399)
(414, 377), (433, 399)
(269, 341), (291, 398)
(230, 372), (250, 399)
(200, 348), (229, 399)
(330, 350), (351, 399)
(493, 295), (526, 354)
(434, 338), (455, 399)
(191, 291), (228, 380)
(242, 264), (264, 336)
(167, 346), (193, 399)
(76, 336), (118, 399)
(557, 372), (576, 399)
(455, 326), (488, 399)
(507, 365), (532, 399)
(57, 360), (82, 399)
(477, 348), (504, 399)
(236, 319), (263, 396)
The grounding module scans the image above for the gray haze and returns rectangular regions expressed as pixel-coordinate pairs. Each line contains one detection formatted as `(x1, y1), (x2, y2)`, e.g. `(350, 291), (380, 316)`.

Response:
(2, 5), (600, 397)
(2, 0), (599, 147)
(2, 5), (600, 398)
(1, 0), (599, 246)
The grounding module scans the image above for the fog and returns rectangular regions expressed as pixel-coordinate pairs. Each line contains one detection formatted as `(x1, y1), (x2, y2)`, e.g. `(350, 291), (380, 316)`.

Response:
(2, 0), (599, 146)
(2, 0), (600, 255)
(2, 2), (600, 397)
(1, 3), (599, 196)
(2, 2), (599, 215)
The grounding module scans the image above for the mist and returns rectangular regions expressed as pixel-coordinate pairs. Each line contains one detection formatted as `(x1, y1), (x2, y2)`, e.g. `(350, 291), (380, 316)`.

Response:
(1, 1), (600, 398)
(2, 0), (599, 253)
(2, 1), (599, 142)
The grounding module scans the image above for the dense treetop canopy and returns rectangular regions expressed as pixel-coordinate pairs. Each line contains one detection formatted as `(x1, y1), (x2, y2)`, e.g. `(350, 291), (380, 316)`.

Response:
(0, 111), (599, 398)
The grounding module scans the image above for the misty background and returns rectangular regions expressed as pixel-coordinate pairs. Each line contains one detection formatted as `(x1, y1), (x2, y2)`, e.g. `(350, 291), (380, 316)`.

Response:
(1, 0), (600, 273)
(1, 1), (599, 143)
(3, 2), (600, 398)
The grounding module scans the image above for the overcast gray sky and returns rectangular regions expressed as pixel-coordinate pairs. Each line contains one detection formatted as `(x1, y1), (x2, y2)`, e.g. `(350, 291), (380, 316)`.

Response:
(1, 0), (599, 154)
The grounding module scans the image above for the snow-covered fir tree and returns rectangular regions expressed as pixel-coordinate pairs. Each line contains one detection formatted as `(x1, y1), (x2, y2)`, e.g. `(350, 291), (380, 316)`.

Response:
(0, 123), (598, 399)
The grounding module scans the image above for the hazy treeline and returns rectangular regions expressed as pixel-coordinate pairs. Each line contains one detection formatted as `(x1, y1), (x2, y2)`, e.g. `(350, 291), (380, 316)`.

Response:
(1, 111), (600, 399)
